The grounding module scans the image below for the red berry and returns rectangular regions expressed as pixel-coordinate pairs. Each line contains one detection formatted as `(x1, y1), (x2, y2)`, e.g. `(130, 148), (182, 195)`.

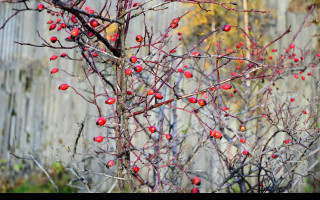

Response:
(178, 68), (184, 73)
(272, 154), (277, 159)
(222, 84), (231, 90)
(223, 106), (228, 111)
(50, 36), (57, 43)
(110, 36), (116, 41)
(90, 19), (99, 27)
(136, 35), (143, 42)
(133, 3), (140, 7)
(60, 23), (66, 28)
(272, 49), (277, 52)
(107, 160), (114, 168)
(130, 56), (138, 63)
(290, 44), (295, 49)
(240, 138), (246, 143)
(58, 84), (69, 90)
(192, 51), (201, 57)
(134, 65), (143, 73)
(71, 28), (80, 37)
(317, 53), (320, 57)
(50, 55), (58, 61)
(61, 53), (67, 57)
(96, 117), (107, 126)
(132, 166), (139, 173)
(147, 89), (154, 96)
(51, 68), (59, 74)
(149, 126), (157, 133)
(56, 18), (61, 23)
(294, 74), (299, 79)
(170, 22), (178, 29)
(47, 20), (53, 24)
(301, 76), (305, 81)
(192, 177), (201, 186)
(290, 98), (295, 102)
(125, 69), (133, 76)
(127, 91), (132, 95)
(210, 130), (222, 139)
(222, 24), (232, 32)
(170, 49), (176, 54)
(49, 24), (56, 30)
(303, 110), (307, 114)
(37, 3), (44, 11)
(294, 58), (299, 63)
(284, 139), (290, 144)
(178, 32), (182, 36)
(184, 71), (193, 78)
(94, 136), (104, 143)
(155, 93), (163, 100)
(243, 151), (248, 156)
(87, 9), (94, 14)
(165, 134), (173, 140)
(189, 97), (197, 104)
(191, 188), (200, 193)
(106, 97), (116, 105)
(198, 99), (206, 106)
(71, 17), (78, 23)
(172, 18), (179, 24)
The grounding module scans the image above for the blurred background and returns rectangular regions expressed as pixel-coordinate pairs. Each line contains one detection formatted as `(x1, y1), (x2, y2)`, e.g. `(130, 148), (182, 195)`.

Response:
(0, 0), (319, 193)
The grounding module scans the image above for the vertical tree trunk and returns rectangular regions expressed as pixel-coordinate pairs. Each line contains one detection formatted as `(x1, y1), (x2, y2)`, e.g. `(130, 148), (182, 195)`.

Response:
(114, 0), (133, 192)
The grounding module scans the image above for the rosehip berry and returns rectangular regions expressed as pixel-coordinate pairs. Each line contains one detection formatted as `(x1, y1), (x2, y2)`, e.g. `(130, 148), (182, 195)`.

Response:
(290, 44), (295, 49)
(240, 138), (246, 143)
(107, 160), (114, 168)
(284, 139), (290, 144)
(47, 20), (53, 24)
(294, 58), (299, 63)
(184, 71), (193, 78)
(178, 32), (182, 36)
(60, 23), (66, 28)
(231, 72), (236, 76)
(317, 53), (320, 57)
(149, 126), (157, 133)
(56, 18), (61, 23)
(223, 107), (228, 111)
(155, 93), (163, 100)
(294, 74), (299, 79)
(61, 53), (67, 57)
(134, 65), (143, 73)
(272, 49), (277, 52)
(172, 18), (179, 24)
(71, 17), (78, 23)
(94, 136), (104, 143)
(271, 154), (277, 159)
(243, 151), (248, 156)
(290, 98), (295, 102)
(133, 3), (140, 7)
(192, 177), (201, 186)
(178, 68), (184, 73)
(50, 55), (58, 61)
(222, 84), (231, 90)
(71, 27), (80, 37)
(198, 99), (206, 106)
(191, 188), (200, 193)
(50, 36), (57, 43)
(96, 117), (107, 126)
(125, 68), (133, 76)
(127, 91), (132, 95)
(90, 19), (99, 27)
(165, 134), (173, 140)
(301, 76), (305, 81)
(110, 36), (116, 41)
(87, 9), (94, 14)
(210, 130), (222, 139)
(303, 110), (307, 114)
(170, 22), (178, 29)
(132, 166), (139, 173)
(147, 89), (154, 96)
(58, 84), (69, 90)
(130, 56), (138, 63)
(170, 49), (176, 54)
(106, 97), (116, 105)
(222, 24), (232, 32)
(192, 51), (201, 57)
(189, 97), (197, 104)
(136, 35), (143, 42)
(49, 24), (56, 30)
(37, 3), (44, 11)
(51, 68), (59, 74)
(240, 124), (246, 132)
